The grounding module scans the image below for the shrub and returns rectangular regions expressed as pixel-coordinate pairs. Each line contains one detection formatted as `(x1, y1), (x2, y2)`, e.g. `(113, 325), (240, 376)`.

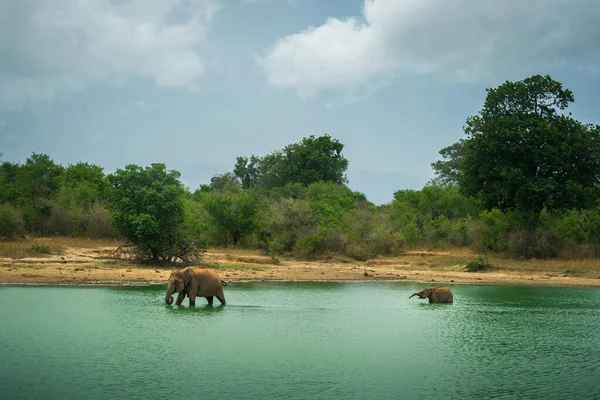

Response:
(0, 204), (24, 239)
(463, 256), (493, 272)
(30, 243), (51, 254)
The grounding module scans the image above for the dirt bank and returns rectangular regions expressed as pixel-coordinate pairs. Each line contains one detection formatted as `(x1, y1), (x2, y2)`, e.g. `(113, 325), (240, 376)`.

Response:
(1, 241), (600, 287)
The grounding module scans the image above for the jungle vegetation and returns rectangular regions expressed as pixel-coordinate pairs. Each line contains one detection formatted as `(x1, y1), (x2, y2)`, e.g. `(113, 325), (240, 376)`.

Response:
(2, 75), (600, 262)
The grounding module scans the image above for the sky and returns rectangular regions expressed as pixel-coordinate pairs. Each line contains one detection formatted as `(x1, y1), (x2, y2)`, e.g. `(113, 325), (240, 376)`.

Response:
(1, 0), (599, 205)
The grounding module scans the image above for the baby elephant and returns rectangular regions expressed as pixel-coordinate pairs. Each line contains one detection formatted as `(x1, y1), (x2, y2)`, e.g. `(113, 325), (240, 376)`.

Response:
(409, 286), (453, 303)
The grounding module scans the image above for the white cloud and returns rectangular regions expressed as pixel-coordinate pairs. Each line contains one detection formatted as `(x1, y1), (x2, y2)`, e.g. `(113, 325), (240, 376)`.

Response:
(0, 0), (221, 111)
(259, 0), (600, 98)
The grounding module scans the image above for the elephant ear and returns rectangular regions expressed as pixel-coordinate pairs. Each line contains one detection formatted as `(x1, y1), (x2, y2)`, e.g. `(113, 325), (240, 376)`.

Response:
(182, 268), (193, 285)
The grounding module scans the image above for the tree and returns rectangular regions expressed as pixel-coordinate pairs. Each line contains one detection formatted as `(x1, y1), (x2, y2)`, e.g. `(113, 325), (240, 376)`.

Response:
(280, 134), (349, 186)
(0, 160), (21, 203)
(458, 74), (600, 213)
(17, 153), (65, 231)
(233, 155), (261, 189)
(430, 139), (465, 184)
(232, 134), (350, 191)
(107, 163), (188, 261)
(209, 172), (240, 191)
(19, 153), (65, 204)
(204, 188), (267, 246)
(61, 162), (107, 193)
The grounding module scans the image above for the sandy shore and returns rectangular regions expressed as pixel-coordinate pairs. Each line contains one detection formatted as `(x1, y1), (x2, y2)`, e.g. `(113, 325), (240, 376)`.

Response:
(1, 245), (600, 287)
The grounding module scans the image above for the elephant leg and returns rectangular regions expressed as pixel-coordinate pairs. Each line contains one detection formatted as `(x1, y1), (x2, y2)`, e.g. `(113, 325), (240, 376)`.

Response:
(216, 286), (226, 305)
(175, 291), (186, 306)
(188, 294), (196, 307)
(205, 296), (214, 305)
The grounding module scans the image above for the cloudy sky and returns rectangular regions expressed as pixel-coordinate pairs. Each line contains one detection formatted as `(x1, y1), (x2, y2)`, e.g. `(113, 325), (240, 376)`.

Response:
(1, 0), (599, 204)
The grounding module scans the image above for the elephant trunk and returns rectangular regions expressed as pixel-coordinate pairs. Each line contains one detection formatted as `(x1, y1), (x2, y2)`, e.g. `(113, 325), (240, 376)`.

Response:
(409, 293), (418, 299)
(165, 283), (175, 305)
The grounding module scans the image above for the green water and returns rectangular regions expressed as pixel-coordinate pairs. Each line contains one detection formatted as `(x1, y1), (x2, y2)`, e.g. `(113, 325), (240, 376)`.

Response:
(1, 282), (599, 399)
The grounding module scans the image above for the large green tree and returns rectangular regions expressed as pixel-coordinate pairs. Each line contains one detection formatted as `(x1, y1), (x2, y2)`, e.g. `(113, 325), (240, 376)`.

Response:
(280, 134), (349, 186)
(107, 163), (187, 261)
(17, 153), (65, 231)
(233, 134), (349, 190)
(458, 74), (600, 213)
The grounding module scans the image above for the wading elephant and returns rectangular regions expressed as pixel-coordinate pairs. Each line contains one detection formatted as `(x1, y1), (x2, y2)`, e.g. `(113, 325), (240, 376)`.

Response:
(409, 286), (453, 303)
(165, 267), (227, 307)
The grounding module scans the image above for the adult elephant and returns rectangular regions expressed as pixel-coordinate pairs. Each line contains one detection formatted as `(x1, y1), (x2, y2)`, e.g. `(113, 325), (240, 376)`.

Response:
(409, 286), (453, 303)
(165, 267), (227, 307)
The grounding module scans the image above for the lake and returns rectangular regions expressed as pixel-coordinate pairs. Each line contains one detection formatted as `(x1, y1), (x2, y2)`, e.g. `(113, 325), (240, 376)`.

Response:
(1, 281), (599, 399)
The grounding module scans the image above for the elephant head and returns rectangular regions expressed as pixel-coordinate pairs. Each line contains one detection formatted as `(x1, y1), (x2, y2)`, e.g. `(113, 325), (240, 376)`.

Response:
(165, 270), (189, 305)
(409, 288), (433, 300)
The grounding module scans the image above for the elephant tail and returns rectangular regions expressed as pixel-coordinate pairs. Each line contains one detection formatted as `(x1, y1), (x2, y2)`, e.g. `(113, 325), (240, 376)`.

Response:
(221, 280), (228, 286)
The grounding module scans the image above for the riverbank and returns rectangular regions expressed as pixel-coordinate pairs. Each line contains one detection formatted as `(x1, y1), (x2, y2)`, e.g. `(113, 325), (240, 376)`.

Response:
(2, 237), (600, 287)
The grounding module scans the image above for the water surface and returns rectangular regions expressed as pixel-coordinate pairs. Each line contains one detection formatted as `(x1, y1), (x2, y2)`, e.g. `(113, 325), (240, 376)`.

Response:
(1, 282), (599, 399)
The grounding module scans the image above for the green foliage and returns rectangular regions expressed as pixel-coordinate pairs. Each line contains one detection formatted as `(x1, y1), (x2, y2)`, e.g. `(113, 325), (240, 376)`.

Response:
(30, 243), (51, 254)
(14, 153), (65, 232)
(393, 183), (479, 220)
(204, 188), (268, 246)
(107, 163), (187, 261)
(182, 196), (213, 248)
(463, 256), (493, 272)
(473, 208), (511, 252)
(61, 162), (108, 195)
(233, 155), (261, 189)
(210, 172), (241, 191)
(0, 160), (22, 203)
(459, 74), (600, 213)
(19, 153), (65, 203)
(280, 135), (349, 186)
(0, 204), (24, 239)
(430, 139), (465, 185)
(388, 183), (480, 248)
(233, 134), (349, 190)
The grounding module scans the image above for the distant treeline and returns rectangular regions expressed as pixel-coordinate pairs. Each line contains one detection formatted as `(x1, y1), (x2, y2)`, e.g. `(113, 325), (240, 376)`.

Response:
(2, 74), (600, 261)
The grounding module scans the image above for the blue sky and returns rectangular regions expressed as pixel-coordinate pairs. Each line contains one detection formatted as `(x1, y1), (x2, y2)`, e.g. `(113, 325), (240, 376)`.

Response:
(1, 0), (599, 204)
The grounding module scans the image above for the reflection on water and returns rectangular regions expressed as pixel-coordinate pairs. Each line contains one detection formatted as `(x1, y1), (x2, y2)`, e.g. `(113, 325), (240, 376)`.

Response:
(1, 282), (599, 399)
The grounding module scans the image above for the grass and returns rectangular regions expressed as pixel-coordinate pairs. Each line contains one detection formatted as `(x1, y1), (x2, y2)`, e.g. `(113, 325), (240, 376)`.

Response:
(30, 244), (51, 255)
(209, 262), (270, 271)
(3, 237), (600, 279)
(387, 248), (600, 278)
(207, 247), (269, 257)
(0, 263), (46, 270)
(0, 236), (123, 259)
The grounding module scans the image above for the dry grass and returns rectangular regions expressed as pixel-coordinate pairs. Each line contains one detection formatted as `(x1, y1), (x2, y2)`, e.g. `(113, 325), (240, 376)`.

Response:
(0, 237), (122, 259)
(210, 262), (271, 271)
(3, 237), (600, 280)
(207, 247), (268, 257)
(388, 249), (600, 278)
(223, 254), (277, 265)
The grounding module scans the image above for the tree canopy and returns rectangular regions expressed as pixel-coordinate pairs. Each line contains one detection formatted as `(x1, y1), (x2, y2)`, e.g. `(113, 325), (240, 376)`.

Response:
(233, 134), (349, 190)
(436, 74), (600, 213)
(107, 163), (187, 261)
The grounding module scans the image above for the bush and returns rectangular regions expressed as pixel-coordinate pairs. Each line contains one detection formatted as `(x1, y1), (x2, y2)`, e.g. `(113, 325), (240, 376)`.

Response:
(0, 204), (24, 239)
(30, 243), (51, 254)
(506, 227), (564, 259)
(473, 208), (511, 252)
(463, 256), (493, 272)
